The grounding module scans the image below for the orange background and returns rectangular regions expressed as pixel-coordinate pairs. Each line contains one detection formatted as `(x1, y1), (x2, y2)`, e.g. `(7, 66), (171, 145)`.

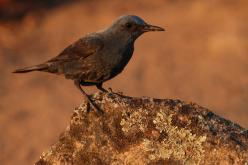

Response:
(0, 0), (248, 164)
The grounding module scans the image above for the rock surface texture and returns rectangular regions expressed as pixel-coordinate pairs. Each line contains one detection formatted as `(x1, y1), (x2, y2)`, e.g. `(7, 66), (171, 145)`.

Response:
(35, 92), (248, 165)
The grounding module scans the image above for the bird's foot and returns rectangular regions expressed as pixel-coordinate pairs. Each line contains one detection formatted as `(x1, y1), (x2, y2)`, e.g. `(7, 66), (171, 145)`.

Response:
(97, 85), (113, 94)
(85, 96), (104, 114)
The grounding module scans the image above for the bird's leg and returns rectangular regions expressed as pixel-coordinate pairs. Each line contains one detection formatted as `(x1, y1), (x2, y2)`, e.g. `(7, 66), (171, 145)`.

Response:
(96, 83), (108, 93)
(74, 80), (103, 113)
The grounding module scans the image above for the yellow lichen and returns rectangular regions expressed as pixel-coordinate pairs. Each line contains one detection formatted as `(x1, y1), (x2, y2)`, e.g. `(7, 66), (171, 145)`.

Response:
(120, 108), (149, 133)
(143, 109), (206, 165)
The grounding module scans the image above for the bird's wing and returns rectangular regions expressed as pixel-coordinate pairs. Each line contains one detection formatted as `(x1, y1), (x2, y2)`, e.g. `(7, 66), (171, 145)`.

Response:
(48, 34), (104, 63)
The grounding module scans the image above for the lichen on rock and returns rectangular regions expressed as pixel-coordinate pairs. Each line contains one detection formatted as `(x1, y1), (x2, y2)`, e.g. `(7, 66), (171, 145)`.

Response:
(144, 109), (206, 164)
(120, 108), (149, 134)
(35, 92), (248, 165)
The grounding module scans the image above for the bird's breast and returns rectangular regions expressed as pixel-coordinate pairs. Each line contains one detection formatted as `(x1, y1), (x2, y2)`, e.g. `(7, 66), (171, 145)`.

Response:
(99, 41), (134, 79)
(104, 43), (133, 67)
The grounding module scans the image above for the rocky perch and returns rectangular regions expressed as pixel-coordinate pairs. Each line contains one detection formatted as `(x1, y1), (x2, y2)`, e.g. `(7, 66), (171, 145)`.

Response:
(35, 92), (248, 165)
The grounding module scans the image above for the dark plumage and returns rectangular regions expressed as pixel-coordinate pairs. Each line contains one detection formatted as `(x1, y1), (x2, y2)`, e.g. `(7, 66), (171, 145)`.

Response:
(13, 15), (164, 112)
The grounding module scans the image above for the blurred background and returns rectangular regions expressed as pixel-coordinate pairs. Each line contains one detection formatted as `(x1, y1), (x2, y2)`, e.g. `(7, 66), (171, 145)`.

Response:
(0, 0), (247, 164)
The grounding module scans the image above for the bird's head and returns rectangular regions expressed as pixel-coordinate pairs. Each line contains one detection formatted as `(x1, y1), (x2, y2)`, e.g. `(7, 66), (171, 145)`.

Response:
(110, 15), (165, 40)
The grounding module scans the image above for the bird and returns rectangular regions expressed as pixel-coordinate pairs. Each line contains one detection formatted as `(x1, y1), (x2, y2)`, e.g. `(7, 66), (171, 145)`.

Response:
(13, 15), (164, 112)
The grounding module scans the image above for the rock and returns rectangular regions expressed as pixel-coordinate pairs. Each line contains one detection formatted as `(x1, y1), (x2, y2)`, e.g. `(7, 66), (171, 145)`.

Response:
(35, 92), (248, 165)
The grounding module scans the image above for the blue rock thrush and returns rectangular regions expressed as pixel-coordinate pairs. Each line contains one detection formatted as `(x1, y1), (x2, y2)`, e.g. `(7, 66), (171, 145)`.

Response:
(13, 15), (164, 112)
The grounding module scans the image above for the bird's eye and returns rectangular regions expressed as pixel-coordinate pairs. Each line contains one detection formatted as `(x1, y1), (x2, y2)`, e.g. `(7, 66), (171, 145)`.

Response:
(125, 23), (132, 29)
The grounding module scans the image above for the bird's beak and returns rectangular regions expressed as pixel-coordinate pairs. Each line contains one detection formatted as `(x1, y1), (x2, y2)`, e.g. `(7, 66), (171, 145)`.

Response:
(142, 24), (165, 32)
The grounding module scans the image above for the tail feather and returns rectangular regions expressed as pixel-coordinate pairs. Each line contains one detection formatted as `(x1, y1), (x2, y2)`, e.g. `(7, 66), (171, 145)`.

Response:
(13, 64), (49, 73)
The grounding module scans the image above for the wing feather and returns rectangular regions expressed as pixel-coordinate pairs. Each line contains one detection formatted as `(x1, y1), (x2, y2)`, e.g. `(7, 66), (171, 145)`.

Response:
(48, 34), (104, 63)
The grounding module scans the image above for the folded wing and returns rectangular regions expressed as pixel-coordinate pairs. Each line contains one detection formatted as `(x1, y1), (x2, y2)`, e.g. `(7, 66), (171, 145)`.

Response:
(48, 34), (104, 63)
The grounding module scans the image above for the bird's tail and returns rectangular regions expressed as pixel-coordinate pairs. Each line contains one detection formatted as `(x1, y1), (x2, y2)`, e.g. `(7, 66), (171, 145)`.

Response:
(13, 63), (49, 73)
